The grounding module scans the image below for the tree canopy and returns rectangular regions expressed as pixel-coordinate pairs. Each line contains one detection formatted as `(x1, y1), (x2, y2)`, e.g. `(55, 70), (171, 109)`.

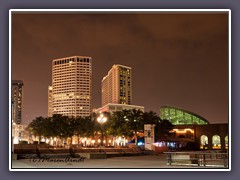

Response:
(27, 110), (174, 144)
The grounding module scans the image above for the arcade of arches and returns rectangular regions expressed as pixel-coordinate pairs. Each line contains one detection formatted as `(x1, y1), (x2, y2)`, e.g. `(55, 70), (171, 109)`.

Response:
(173, 124), (228, 150)
(200, 134), (228, 150)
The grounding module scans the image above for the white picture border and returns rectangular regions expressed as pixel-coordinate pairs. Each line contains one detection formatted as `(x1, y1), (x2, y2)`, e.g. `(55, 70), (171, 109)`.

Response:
(9, 9), (231, 171)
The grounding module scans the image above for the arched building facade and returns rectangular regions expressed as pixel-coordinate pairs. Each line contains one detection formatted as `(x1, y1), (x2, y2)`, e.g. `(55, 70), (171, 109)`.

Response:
(159, 106), (228, 150)
(171, 124), (228, 150)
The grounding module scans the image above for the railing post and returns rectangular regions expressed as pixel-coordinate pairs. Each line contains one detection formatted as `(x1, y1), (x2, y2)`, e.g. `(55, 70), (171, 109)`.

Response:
(165, 151), (228, 168)
(197, 154), (200, 166)
(167, 153), (172, 166)
(203, 154), (206, 167)
(224, 154), (228, 168)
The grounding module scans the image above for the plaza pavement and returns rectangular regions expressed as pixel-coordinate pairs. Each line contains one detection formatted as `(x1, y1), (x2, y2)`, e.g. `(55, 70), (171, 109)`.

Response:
(11, 154), (226, 169)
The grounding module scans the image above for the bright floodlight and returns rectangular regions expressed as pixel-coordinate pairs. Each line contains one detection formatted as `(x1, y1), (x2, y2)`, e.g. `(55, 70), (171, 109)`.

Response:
(97, 113), (107, 124)
(97, 113), (107, 147)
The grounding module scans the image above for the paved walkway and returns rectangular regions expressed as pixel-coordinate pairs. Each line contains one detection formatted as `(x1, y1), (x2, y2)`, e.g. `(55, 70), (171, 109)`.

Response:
(11, 155), (172, 169)
(11, 154), (227, 169)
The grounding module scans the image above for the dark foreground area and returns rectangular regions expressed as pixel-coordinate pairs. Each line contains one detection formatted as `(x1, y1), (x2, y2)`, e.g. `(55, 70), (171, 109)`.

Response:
(11, 154), (228, 169)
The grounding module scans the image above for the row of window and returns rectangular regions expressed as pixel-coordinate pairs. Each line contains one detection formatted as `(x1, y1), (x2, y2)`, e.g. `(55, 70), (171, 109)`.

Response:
(53, 69), (91, 72)
(54, 111), (90, 114)
(53, 93), (90, 96)
(53, 100), (90, 103)
(54, 87), (91, 90)
(53, 68), (91, 72)
(53, 65), (91, 69)
(53, 107), (90, 109)
(119, 68), (130, 73)
(53, 109), (91, 112)
(53, 84), (90, 87)
(53, 81), (91, 85)
(53, 89), (90, 92)
(53, 70), (91, 74)
(53, 84), (91, 86)
(53, 97), (90, 101)
(53, 86), (90, 89)
(53, 75), (92, 78)
(120, 75), (131, 79)
(53, 73), (91, 77)
(53, 78), (91, 82)
(53, 101), (90, 103)
(53, 98), (90, 101)
(53, 90), (90, 93)
(53, 78), (91, 81)
(53, 58), (91, 65)
(53, 84), (91, 87)
(53, 77), (91, 81)
(53, 86), (91, 89)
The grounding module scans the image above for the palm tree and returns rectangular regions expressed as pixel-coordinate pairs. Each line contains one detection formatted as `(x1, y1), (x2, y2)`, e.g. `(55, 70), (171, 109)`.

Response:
(142, 111), (161, 127)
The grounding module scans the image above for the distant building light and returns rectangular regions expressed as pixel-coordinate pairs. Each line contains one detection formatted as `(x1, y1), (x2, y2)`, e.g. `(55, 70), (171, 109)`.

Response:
(13, 137), (19, 144)
(137, 142), (144, 146)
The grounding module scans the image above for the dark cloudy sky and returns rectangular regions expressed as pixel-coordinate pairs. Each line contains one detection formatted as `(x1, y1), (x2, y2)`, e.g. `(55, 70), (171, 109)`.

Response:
(12, 11), (229, 124)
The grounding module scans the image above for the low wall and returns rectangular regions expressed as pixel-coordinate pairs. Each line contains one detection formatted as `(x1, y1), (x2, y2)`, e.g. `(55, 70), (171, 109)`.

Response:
(76, 153), (107, 159)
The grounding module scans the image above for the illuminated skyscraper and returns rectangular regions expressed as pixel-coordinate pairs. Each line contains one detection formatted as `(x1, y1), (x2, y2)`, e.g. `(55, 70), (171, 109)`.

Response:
(48, 85), (53, 117)
(101, 64), (132, 106)
(49, 56), (92, 117)
(12, 80), (24, 124)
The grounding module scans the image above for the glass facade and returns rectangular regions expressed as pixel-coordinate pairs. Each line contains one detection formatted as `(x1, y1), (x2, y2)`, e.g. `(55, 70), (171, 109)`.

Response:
(160, 106), (209, 125)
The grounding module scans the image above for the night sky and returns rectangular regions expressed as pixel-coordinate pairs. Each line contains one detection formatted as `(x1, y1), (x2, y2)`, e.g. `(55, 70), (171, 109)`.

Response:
(12, 12), (229, 124)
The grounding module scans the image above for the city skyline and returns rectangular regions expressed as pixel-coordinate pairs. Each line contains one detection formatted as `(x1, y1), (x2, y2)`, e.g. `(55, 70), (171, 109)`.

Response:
(12, 11), (229, 124)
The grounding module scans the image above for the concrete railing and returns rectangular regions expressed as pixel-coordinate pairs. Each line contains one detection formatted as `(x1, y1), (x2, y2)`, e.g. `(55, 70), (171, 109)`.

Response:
(164, 151), (228, 168)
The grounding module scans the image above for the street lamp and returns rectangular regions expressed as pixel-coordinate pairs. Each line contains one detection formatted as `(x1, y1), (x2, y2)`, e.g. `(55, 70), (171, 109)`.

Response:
(97, 113), (107, 147)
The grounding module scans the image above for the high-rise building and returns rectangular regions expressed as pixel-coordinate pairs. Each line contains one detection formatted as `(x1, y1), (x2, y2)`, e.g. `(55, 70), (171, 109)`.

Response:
(101, 64), (132, 106)
(12, 80), (24, 124)
(49, 56), (92, 117)
(48, 86), (53, 117)
(96, 64), (143, 114)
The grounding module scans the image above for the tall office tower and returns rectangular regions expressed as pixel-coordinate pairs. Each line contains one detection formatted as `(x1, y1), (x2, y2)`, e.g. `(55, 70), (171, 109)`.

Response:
(12, 80), (24, 124)
(50, 56), (92, 117)
(48, 86), (53, 117)
(101, 64), (132, 106)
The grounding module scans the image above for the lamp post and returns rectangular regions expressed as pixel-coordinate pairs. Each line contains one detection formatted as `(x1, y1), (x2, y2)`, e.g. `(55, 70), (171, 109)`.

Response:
(97, 113), (107, 147)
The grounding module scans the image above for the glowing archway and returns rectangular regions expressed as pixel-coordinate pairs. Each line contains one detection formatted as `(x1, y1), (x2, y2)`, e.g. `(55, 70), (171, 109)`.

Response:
(212, 135), (221, 149)
(200, 135), (208, 149)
